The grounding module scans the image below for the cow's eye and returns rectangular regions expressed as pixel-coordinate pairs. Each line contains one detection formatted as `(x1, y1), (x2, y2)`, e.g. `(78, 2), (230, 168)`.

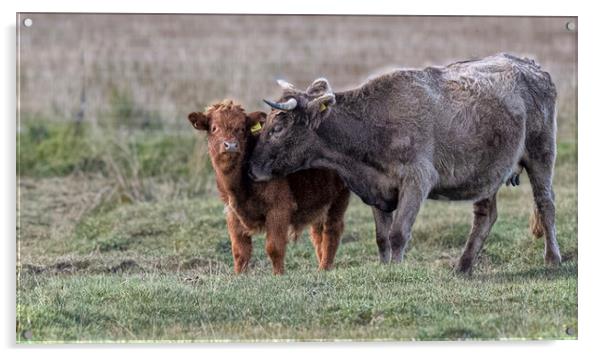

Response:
(269, 125), (283, 136)
(211, 126), (218, 133)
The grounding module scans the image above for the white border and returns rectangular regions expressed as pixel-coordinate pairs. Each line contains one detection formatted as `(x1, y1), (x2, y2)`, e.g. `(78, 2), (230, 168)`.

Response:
(2, 0), (598, 356)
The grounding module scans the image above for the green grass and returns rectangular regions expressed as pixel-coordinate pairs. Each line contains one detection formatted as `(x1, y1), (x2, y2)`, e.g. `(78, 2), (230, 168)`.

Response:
(17, 264), (576, 342)
(16, 127), (577, 342)
(18, 121), (206, 180)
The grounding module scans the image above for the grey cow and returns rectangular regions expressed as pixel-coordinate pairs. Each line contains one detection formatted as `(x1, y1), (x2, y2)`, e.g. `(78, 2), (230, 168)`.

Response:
(249, 53), (561, 273)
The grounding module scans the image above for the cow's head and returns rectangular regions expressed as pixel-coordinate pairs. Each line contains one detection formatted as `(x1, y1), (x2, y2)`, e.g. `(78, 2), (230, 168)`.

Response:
(188, 100), (266, 174)
(249, 78), (335, 181)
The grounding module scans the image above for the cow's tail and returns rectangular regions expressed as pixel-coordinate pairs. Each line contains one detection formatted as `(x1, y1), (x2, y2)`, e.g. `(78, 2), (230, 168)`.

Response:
(529, 207), (545, 239)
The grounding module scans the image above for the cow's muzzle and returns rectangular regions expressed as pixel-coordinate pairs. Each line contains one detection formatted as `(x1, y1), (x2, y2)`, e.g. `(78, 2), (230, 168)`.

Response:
(248, 163), (273, 182)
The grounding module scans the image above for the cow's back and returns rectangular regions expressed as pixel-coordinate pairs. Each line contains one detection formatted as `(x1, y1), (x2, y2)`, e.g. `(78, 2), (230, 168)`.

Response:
(423, 54), (547, 200)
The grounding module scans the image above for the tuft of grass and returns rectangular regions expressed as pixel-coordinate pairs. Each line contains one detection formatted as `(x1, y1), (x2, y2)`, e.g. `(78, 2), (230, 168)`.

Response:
(18, 121), (214, 204)
(18, 120), (103, 177)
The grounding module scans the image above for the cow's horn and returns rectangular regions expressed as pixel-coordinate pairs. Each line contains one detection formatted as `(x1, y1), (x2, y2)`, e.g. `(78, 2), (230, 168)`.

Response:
(263, 98), (298, 111)
(277, 79), (295, 90)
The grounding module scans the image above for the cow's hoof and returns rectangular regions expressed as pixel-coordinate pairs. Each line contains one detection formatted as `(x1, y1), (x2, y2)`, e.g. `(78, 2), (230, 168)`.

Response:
(455, 258), (474, 275)
(545, 252), (562, 266)
(378, 252), (391, 264)
(390, 256), (403, 264)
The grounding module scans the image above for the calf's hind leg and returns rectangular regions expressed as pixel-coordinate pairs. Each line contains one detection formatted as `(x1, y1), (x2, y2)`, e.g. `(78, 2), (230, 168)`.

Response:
(456, 193), (498, 274)
(318, 190), (350, 270)
(309, 223), (324, 265)
(265, 211), (290, 275)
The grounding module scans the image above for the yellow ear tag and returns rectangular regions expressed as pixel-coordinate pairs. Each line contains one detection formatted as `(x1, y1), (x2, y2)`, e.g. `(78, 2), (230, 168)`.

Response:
(250, 122), (262, 135)
(320, 103), (328, 112)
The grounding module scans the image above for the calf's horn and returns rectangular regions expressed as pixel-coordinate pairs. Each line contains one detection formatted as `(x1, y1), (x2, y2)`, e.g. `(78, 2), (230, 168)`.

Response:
(263, 98), (298, 111)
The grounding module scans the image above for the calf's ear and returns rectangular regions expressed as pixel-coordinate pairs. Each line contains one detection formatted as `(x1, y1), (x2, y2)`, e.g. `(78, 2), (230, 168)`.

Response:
(188, 112), (209, 131)
(246, 111), (267, 135)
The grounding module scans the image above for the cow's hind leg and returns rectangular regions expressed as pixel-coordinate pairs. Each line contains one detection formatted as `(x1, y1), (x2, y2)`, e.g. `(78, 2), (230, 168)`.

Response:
(372, 207), (393, 263)
(524, 161), (562, 265)
(456, 193), (498, 274)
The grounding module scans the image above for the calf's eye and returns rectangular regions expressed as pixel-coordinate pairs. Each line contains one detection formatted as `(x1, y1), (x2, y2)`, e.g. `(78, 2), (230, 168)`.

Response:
(211, 126), (218, 133)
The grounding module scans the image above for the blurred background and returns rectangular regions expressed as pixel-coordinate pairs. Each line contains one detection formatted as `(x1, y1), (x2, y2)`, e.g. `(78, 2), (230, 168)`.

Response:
(18, 14), (577, 197)
(19, 15), (576, 130)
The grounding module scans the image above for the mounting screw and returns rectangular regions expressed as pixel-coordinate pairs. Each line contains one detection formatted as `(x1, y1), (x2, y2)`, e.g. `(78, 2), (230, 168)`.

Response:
(566, 21), (576, 31)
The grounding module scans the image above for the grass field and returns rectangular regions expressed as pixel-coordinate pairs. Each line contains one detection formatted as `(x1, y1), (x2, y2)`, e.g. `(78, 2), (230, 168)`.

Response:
(16, 14), (577, 342)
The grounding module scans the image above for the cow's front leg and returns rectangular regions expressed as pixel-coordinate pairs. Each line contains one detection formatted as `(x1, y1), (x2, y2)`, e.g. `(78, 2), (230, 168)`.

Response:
(388, 171), (433, 263)
(372, 207), (393, 263)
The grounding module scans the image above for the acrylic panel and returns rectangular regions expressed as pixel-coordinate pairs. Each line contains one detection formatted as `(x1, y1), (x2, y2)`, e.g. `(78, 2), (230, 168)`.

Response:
(16, 13), (577, 342)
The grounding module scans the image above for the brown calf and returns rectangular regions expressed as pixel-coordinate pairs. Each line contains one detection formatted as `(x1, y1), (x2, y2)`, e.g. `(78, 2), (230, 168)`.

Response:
(188, 100), (350, 274)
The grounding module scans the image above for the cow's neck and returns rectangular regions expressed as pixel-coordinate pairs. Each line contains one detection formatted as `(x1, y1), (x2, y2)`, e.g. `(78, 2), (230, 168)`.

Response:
(311, 95), (396, 210)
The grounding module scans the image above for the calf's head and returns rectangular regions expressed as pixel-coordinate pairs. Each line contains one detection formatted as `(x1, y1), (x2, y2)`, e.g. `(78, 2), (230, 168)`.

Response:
(188, 100), (266, 174)
(249, 78), (336, 181)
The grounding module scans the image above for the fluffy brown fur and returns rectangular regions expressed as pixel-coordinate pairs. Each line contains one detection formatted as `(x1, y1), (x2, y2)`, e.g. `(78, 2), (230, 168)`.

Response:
(188, 100), (350, 275)
(530, 208), (545, 239)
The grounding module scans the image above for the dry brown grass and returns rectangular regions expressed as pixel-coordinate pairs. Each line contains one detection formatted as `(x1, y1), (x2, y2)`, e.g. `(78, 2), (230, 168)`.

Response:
(18, 14), (577, 140)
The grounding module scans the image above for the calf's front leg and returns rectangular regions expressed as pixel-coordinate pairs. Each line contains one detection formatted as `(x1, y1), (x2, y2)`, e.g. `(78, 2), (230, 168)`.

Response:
(226, 212), (253, 274)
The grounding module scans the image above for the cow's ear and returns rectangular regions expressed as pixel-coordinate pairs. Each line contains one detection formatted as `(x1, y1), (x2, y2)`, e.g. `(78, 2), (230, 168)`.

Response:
(306, 78), (333, 97)
(246, 111), (267, 135)
(188, 112), (209, 131)
(306, 93), (336, 129)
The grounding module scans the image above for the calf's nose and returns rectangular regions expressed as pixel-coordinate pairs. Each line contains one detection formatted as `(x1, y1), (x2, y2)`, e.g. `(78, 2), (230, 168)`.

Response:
(223, 140), (239, 152)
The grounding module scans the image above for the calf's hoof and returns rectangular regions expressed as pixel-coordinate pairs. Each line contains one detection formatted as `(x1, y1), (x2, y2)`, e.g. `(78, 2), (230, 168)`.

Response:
(318, 263), (333, 271)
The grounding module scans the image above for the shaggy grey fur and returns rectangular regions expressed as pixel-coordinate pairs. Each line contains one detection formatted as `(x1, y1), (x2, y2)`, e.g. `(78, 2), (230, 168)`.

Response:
(250, 53), (561, 273)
